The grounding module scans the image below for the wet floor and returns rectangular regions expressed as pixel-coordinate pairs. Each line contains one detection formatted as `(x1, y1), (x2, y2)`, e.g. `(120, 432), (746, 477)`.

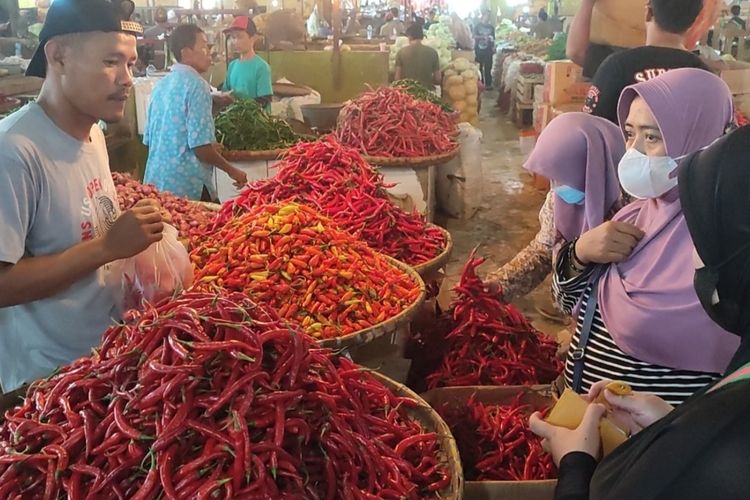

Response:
(435, 91), (564, 339)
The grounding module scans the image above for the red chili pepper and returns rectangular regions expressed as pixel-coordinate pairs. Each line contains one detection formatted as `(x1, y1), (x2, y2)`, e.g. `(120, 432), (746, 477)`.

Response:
(0, 291), (450, 498)
(409, 251), (562, 392)
(213, 138), (448, 266)
(193, 202), (420, 340)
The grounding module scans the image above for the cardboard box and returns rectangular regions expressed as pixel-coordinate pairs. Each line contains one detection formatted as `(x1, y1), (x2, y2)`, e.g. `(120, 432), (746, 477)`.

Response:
(721, 67), (750, 95)
(551, 103), (585, 120)
(421, 386), (556, 500)
(543, 61), (590, 106)
(534, 103), (551, 134)
(534, 84), (545, 104)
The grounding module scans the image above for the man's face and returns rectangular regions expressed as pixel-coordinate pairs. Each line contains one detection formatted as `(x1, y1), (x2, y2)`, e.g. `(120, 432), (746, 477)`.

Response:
(55, 32), (137, 124)
(183, 32), (212, 73)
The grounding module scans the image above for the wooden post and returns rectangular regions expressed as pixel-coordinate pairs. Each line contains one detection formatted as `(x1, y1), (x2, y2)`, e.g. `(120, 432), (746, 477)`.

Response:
(332, 0), (342, 89)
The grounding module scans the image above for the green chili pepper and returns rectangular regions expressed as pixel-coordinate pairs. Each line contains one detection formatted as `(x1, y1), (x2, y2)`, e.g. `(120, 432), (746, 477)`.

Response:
(215, 99), (300, 151)
(391, 79), (453, 113)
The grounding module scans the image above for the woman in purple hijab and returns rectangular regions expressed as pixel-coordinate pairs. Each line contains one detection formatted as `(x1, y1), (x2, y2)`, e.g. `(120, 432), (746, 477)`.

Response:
(553, 68), (738, 405)
(485, 113), (626, 308)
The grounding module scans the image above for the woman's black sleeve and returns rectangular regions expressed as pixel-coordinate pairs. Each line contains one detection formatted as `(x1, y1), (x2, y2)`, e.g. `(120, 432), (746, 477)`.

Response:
(555, 452), (598, 500)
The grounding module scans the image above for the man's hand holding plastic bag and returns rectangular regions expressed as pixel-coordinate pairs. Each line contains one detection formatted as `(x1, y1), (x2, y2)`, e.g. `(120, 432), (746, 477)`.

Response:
(108, 200), (193, 312)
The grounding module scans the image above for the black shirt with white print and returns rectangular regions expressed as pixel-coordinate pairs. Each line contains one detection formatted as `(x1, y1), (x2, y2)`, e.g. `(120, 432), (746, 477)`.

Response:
(583, 46), (710, 124)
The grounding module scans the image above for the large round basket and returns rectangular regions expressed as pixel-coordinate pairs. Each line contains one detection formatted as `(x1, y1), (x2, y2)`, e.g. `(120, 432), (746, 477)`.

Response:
(220, 148), (288, 161)
(364, 147), (460, 169)
(413, 224), (453, 277)
(372, 371), (464, 499)
(316, 255), (426, 351)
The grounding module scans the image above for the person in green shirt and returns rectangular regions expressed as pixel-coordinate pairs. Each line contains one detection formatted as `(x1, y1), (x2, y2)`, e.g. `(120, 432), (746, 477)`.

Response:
(394, 23), (440, 89)
(223, 16), (273, 109)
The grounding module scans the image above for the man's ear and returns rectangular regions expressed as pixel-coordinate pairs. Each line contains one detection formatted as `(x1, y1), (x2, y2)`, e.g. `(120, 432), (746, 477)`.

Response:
(44, 39), (67, 75)
(645, 3), (654, 24)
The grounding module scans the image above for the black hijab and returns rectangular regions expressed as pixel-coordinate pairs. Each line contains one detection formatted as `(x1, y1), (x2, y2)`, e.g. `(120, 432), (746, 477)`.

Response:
(680, 125), (750, 372)
(588, 126), (750, 500)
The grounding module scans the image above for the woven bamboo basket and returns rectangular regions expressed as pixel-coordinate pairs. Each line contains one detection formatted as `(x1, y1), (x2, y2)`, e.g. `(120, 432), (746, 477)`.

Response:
(373, 371), (464, 499)
(364, 146), (460, 169)
(220, 148), (288, 162)
(413, 225), (453, 277)
(194, 201), (221, 212)
(316, 255), (426, 351)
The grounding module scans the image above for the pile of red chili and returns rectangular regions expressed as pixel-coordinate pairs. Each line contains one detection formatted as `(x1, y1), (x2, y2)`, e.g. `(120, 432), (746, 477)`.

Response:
(113, 172), (214, 244)
(0, 292), (450, 498)
(410, 252), (561, 391)
(214, 138), (447, 266)
(334, 87), (458, 158)
(192, 202), (422, 339)
(437, 394), (556, 481)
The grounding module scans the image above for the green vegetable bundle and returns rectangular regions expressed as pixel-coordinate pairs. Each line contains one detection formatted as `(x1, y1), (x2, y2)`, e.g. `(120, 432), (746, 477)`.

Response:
(215, 99), (299, 151)
(391, 79), (453, 113)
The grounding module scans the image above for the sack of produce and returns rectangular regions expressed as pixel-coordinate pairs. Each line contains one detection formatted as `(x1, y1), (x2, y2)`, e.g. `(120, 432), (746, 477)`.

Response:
(108, 223), (193, 312)
(442, 58), (479, 126)
(436, 122), (483, 218)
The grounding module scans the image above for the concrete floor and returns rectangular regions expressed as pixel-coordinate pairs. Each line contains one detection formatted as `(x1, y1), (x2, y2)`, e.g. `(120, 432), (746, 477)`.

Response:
(435, 92), (563, 338)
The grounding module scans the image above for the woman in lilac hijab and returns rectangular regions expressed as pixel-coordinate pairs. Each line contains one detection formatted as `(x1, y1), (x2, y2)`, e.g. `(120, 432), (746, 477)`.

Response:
(552, 68), (738, 405)
(485, 113), (625, 308)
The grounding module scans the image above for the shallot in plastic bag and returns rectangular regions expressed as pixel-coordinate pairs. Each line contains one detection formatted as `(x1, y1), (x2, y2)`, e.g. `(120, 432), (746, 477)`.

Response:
(108, 223), (193, 312)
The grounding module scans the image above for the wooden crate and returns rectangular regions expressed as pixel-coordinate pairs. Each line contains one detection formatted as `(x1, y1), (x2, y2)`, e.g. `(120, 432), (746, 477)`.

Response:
(516, 75), (544, 105)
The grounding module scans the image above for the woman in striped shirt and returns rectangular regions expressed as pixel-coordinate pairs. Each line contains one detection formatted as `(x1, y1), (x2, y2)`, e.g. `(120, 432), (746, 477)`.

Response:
(532, 125), (750, 500)
(554, 69), (739, 405)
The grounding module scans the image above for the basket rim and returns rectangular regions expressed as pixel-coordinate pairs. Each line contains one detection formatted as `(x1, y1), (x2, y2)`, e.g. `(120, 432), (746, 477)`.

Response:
(371, 371), (465, 499)
(413, 224), (453, 276)
(364, 146), (460, 168)
(193, 201), (221, 212)
(316, 254), (426, 350)
(220, 148), (289, 161)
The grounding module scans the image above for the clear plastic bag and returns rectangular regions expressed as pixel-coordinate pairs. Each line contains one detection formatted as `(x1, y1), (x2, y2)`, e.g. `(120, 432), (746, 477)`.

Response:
(108, 223), (193, 313)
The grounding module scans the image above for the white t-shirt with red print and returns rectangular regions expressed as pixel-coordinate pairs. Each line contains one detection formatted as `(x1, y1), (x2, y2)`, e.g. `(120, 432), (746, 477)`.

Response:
(0, 102), (120, 392)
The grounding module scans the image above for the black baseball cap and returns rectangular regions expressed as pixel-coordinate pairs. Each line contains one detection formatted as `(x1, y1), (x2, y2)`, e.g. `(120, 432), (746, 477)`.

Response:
(26, 0), (143, 78)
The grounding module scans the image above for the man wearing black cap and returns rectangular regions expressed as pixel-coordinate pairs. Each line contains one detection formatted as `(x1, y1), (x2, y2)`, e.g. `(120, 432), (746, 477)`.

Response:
(394, 23), (440, 89)
(223, 16), (273, 110)
(0, 0), (166, 393)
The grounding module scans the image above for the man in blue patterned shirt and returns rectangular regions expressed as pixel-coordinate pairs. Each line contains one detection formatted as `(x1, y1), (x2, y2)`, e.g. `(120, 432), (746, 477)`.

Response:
(144, 24), (246, 200)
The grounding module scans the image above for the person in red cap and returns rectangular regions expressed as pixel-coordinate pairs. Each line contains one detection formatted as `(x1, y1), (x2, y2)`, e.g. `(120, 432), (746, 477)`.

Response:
(223, 16), (273, 110)
(0, 0), (165, 393)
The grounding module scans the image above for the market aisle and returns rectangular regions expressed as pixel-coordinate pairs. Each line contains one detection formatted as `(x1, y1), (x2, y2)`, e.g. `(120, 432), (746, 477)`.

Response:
(437, 91), (562, 338)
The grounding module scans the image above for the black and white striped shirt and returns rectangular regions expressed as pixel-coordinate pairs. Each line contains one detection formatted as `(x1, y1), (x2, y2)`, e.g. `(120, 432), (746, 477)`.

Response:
(553, 248), (718, 406)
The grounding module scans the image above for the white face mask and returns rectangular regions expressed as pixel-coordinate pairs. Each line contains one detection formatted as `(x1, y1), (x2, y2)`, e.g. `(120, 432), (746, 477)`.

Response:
(617, 148), (679, 199)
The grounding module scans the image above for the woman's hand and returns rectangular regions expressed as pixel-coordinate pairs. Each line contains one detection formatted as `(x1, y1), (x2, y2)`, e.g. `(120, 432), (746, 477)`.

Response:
(585, 380), (674, 435)
(529, 403), (607, 466)
(575, 221), (645, 264)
